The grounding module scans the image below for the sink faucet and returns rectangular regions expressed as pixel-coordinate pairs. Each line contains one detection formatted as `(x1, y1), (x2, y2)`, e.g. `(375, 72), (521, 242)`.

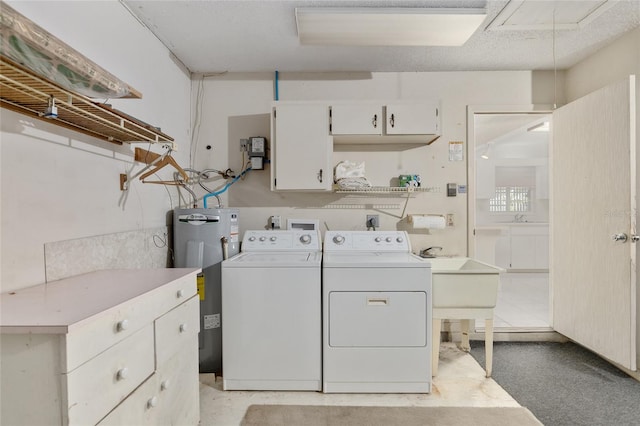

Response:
(419, 246), (442, 258)
(514, 214), (526, 223)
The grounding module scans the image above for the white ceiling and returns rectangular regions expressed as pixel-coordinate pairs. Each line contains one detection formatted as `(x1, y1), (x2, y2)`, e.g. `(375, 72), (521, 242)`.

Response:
(121, 0), (640, 74)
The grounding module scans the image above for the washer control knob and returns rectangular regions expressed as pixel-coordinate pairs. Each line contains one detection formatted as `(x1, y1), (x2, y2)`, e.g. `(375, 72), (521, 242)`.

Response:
(270, 236), (277, 242)
(333, 235), (345, 245)
(396, 236), (404, 243)
(375, 237), (382, 242)
(386, 237), (392, 242)
(248, 236), (256, 242)
(259, 236), (266, 242)
(300, 234), (312, 244)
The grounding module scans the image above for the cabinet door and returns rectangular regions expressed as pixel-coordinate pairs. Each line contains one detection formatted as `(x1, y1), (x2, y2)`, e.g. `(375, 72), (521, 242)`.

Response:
(494, 233), (511, 269)
(535, 234), (549, 269)
(385, 102), (439, 135)
(510, 235), (536, 269)
(331, 104), (383, 135)
(271, 104), (332, 191)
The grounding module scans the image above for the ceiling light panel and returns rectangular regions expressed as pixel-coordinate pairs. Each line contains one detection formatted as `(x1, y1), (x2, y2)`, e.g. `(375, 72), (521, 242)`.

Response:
(295, 7), (487, 47)
(487, 0), (616, 31)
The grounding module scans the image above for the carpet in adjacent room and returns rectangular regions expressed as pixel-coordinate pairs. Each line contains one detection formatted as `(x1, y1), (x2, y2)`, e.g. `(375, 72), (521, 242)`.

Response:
(470, 341), (640, 426)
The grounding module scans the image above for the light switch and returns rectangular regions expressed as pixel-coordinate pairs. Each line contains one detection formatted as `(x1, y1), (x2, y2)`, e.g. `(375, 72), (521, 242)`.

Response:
(447, 183), (457, 197)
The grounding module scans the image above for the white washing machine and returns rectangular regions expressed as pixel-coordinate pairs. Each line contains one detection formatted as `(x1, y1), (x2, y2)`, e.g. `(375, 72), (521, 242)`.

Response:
(221, 229), (322, 391)
(323, 230), (432, 393)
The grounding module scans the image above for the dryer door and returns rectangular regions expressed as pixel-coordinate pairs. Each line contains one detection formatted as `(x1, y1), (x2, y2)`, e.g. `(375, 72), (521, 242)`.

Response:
(329, 291), (427, 347)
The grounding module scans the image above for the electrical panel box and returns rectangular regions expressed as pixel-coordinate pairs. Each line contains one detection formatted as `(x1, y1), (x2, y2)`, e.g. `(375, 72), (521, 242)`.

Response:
(249, 137), (266, 157)
(248, 136), (266, 170)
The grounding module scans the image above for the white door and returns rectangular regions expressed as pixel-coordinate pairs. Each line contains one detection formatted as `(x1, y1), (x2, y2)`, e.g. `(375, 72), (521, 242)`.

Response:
(552, 76), (637, 371)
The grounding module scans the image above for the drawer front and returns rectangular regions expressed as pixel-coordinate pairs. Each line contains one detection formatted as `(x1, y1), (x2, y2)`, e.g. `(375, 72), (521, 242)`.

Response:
(66, 324), (155, 426)
(99, 344), (200, 426)
(155, 295), (200, 366)
(97, 374), (159, 426)
(65, 274), (197, 371)
(156, 343), (200, 425)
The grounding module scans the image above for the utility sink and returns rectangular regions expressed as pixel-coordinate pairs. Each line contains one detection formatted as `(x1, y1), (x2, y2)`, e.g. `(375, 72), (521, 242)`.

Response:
(427, 257), (504, 378)
(428, 257), (504, 308)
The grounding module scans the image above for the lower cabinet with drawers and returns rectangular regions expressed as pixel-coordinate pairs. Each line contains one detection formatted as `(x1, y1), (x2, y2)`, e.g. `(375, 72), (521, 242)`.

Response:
(0, 268), (201, 426)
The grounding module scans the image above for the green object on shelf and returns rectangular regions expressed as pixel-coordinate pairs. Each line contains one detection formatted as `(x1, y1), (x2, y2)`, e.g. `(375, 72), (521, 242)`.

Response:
(399, 174), (421, 187)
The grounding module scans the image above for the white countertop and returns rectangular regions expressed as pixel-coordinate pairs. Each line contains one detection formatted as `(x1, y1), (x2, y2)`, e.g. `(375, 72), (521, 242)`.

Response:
(0, 268), (200, 333)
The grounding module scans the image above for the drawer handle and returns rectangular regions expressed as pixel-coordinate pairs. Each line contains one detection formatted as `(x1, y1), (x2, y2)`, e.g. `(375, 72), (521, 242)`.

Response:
(367, 297), (389, 306)
(179, 323), (188, 333)
(161, 380), (170, 391)
(116, 319), (129, 332)
(147, 396), (158, 409)
(116, 367), (129, 381)
(177, 289), (185, 298)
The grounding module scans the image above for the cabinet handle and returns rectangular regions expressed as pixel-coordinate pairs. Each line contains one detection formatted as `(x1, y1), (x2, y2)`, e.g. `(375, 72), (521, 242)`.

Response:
(147, 396), (158, 409)
(116, 367), (129, 381)
(179, 323), (188, 333)
(161, 380), (170, 391)
(372, 114), (377, 128)
(176, 289), (184, 298)
(116, 319), (129, 332)
(389, 113), (395, 128)
(317, 169), (323, 183)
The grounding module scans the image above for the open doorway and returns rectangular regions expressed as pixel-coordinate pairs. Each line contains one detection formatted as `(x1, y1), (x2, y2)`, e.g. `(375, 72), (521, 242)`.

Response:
(469, 108), (552, 331)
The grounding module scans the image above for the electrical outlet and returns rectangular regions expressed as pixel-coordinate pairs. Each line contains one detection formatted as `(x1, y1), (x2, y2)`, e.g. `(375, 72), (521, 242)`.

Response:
(446, 213), (454, 227)
(270, 215), (281, 229)
(240, 138), (248, 152)
(366, 215), (379, 229)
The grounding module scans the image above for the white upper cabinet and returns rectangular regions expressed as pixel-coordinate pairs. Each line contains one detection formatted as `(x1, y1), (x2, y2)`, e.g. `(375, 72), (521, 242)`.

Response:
(270, 103), (333, 191)
(330, 104), (383, 135)
(385, 102), (439, 135)
(330, 101), (440, 145)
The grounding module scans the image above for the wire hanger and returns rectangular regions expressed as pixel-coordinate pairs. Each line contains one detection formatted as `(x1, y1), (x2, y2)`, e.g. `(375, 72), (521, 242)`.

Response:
(134, 147), (189, 184)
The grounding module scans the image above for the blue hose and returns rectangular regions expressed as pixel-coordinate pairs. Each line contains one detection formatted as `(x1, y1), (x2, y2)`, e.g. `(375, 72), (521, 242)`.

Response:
(275, 70), (279, 101)
(203, 167), (252, 208)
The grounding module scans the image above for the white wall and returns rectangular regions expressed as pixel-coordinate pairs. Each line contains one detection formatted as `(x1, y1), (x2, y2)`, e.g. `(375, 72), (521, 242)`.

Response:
(0, 1), (191, 291)
(565, 27), (640, 102)
(189, 71), (534, 256)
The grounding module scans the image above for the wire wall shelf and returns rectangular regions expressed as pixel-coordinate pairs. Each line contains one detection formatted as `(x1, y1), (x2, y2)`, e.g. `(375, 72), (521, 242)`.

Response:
(334, 186), (439, 194)
(0, 56), (174, 147)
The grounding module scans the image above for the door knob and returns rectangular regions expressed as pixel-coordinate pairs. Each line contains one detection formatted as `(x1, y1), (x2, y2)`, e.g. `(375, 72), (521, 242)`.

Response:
(612, 233), (628, 242)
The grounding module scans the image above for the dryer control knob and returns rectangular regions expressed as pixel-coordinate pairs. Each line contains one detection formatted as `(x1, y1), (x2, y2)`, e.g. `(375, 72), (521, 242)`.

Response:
(333, 235), (345, 244)
(386, 237), (392, 242)
(248, 236), (256, 242)
(375, 237), (382, 242)
(396, 236), (404, 243)
(270, 236), (277, 241)
(300, 234), (311, 244)
(259, 236), (266, 242)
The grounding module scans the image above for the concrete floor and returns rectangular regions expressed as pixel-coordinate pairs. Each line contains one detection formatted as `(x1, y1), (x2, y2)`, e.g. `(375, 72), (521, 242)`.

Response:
(198, 343), (520, 425)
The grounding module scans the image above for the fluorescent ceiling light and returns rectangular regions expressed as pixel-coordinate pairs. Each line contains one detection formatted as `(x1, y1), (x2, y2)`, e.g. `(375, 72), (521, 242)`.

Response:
(480, 143), (492, 160)
(527, 122), (550, 132)
(295, 7), (487, 47)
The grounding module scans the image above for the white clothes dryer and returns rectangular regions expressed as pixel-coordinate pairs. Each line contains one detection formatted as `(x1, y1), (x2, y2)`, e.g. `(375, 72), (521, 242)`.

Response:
(221, 229), (322, 391)
(322, 230), (432, 393)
